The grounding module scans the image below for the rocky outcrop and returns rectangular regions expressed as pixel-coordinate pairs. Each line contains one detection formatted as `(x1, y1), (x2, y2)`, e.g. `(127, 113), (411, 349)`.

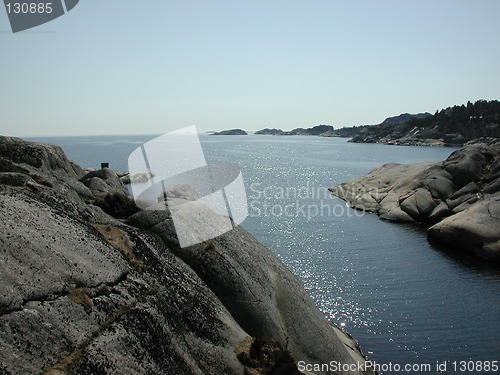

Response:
(330, 144), (500, 261)
(211, 129), (248, 135)
(0, 136), (374, 374)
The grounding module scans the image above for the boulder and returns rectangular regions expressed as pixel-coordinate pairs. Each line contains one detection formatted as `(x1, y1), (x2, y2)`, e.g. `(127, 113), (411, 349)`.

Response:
(443, 145), (495, 188)
(80, 168), (129, 198)
(399, 188), (437, 220)
(429, 201), (451, 221)
(119, 172), (155, 185)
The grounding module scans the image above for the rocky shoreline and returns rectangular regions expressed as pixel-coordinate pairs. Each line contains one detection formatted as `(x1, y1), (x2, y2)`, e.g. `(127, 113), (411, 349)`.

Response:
(348, 100), (499, 147)
(0, 136), (375, 375)
(330, 143), (500, 262)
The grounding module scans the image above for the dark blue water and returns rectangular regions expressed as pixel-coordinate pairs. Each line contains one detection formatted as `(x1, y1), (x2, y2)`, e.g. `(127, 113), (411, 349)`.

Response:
(28, 134), (500, 374)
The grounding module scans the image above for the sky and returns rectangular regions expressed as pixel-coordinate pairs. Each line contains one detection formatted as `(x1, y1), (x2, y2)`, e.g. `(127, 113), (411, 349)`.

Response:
(0, 0), (499, 137)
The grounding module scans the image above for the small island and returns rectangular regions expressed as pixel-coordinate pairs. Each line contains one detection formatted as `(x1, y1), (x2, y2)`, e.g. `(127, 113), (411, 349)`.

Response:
(210, 129), (248, 135)
(255, 124), (334, 137)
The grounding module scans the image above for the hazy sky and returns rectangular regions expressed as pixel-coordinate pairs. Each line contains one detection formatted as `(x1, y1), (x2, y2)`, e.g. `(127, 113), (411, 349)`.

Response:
(1, 0), (499, 137)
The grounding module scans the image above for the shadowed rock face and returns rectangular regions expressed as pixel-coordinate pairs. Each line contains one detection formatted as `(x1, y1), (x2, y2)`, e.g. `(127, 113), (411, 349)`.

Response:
(0, 136), (374, 375)
(330, 144), (500, 261)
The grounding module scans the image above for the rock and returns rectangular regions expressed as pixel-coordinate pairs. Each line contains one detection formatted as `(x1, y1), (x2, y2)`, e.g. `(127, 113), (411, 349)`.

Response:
(429, 201), (451, 221)
(452, 196), (480, 213)
(331, 144), (500, 261)
(0, 137), (375, 374)
(477, 240), (500, 261)
(443, 145), (494, 188)
(330, 162), (432, 220)
(125, 204), (171, 229)
(0, 187), (129, 314)
(484, 177), (500, 195)
(378, 191), (414, 222)
(0, 136), (83, 179)
(448, 181), (479, 200)
(0, 172), (39, 188)
(0, 136), (92, 205)
(465, 137), (500, 147)
(139, 207), (370, 372)
(300, 125), (334, 135)
(163, 183), (199, 201)
(80, 168), (129, 198)
(449, 194), (481, 213)
(425, 173), (455, 199)
(443, 133), (466, 144)
(399, 188), (437, 220)
(483, 156), (500, 194)
(119, 172), (155, 185)
(428, 197), (500, 261)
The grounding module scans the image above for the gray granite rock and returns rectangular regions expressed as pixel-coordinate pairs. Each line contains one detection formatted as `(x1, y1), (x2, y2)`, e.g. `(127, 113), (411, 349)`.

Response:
(119, 172), (155, 185)
(128, 202), (373, 374)
(80, 168), (130, 198)
(428, 197), (500, 261)
(0, 137), (92, 205)
(0, 136), (83, 179)
(330, 144), (500, 261)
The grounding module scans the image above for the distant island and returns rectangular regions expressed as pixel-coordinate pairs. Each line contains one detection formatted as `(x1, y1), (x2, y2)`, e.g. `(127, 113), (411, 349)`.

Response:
(344, 100), (500, 146)
(210, 129), (248, 135)
(255, 124), (334, 137)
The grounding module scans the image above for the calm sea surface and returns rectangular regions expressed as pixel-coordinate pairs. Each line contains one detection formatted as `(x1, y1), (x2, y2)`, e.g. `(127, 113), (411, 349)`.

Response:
(27, 134), (500, 374)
